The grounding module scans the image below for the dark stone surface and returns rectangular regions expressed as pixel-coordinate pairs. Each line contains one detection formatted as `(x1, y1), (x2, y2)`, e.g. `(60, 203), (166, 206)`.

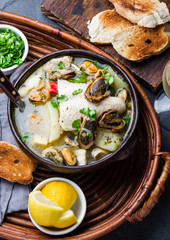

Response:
(0, 1), (170, 239)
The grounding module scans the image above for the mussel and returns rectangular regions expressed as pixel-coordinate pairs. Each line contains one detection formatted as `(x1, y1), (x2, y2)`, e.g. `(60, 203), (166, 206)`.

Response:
(85, 70), (110, 103)
(60, 148), (77, 166)
(116, 88), (129, 103)
(48, 69), (76, 80)
(42, 147), (63, 165)
(80, 61), (98, 75)
(29, 86), (51, 103)
(64, 135), (79, 148)
(78, 117), (97, 149)
(98, 110), (125, 131)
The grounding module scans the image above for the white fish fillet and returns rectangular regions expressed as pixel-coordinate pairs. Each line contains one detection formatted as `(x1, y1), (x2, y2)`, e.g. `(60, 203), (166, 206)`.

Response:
(58, 79), (87, 100)
(42, 56), (73, 72)
(58, 80), (126, 131)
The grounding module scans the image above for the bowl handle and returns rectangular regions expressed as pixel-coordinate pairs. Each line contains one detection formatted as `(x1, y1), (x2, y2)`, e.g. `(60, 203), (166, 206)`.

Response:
(125, 152), (170, 223)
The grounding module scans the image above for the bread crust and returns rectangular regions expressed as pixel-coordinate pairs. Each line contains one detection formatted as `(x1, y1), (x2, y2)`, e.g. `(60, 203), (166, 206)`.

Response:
(0, 142), (37, 184)
(111, 24), (170, 61)
(109, 0), (170, 28)
(88, 9), (133, 44)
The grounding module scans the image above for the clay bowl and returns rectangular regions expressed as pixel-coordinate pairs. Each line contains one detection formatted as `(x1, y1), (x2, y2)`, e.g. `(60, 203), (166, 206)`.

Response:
(8, 49), (138, 173)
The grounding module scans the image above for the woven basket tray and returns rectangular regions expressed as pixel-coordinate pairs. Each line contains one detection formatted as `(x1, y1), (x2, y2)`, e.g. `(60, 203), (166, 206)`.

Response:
(0, 11), (169, 240)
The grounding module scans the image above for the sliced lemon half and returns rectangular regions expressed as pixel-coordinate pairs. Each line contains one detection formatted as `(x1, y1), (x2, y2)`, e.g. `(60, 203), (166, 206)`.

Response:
(53, 209), (77, 229)
(41, 181), (78, 211)
(28, 190), (64, 226)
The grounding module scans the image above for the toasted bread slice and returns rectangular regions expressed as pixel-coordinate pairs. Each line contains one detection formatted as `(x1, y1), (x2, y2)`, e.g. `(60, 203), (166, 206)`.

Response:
(87, 9), (133, 44)
(0, 142), (37, 184)
(109, 0), (170, 28)
(111, 24), (170, 61)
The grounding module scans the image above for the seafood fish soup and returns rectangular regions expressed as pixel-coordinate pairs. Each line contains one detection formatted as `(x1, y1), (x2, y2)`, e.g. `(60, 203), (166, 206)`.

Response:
(14, 55), (133, 166)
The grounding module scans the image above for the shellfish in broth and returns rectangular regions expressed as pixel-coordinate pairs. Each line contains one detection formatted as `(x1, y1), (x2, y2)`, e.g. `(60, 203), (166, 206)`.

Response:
(14, 56), (133, 166)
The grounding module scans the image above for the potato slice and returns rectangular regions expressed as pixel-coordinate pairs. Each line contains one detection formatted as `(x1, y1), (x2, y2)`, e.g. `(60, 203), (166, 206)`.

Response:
(95, 128), (123, 152)
(47, 102), (60, 143)
(33, 135), (48, 148)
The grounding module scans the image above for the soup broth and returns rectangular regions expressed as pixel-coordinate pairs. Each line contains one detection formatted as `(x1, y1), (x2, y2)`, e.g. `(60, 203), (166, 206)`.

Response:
(14, 56), (133, 166)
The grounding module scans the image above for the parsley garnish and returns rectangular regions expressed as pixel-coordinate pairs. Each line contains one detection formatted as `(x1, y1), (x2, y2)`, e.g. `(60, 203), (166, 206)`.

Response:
(72, 119), (81, 129)
(51, 93), (68, 108)
(72, 89), (83, 95)
(22, 132), (32, 143)
(94, 60), (108, 70)
(80, 108), (96, 121)
(104, 73), (114, 86)
(87, 131), (93, 137)
(57, 95), (68, 103)
(70, 69), (86, 83)
(123, 115), (130, 126)
(72, 119), (81, 139)
(0, 28), (24, 69)
(41, 93), (47, 100)
(54, 61), (65, 70)
(50, 100), (58, 108)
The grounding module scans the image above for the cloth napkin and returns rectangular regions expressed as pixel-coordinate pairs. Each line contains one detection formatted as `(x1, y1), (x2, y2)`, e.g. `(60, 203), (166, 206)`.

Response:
(0, 93), (31, 225)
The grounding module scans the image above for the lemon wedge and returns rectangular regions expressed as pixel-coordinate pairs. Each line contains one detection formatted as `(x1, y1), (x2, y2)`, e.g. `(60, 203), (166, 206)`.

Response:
(53, 209), (77, 229)
(41, 181), (78, 211)
(28, 190), (64, 226)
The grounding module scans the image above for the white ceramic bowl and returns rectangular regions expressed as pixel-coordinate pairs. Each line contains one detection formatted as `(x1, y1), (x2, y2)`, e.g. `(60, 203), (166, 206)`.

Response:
(28, 177), (87, 235)
(0, 24), (29, 75)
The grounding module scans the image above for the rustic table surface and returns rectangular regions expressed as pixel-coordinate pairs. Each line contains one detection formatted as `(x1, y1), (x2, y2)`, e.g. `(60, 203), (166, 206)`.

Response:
(0, 0), (170, 240)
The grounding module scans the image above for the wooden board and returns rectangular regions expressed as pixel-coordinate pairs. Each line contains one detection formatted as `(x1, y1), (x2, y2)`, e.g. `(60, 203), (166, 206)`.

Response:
(0, 11), (170, 240)
(41, 0), (170, 92)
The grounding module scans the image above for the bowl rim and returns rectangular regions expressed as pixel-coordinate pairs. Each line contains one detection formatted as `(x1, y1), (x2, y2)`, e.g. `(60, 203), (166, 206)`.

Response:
(8, 49), (138, 171)
(28, 177), (87, 235)
(0, 24), (29, 73)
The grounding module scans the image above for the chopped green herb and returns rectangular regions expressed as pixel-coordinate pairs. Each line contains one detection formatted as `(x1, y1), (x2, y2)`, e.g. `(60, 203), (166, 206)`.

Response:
(72, 88), (83, 95)
(41, 93), (47, 100)
(123, 115), (130, 126)
(109, 86), (115, 96)
(0, 28), (24, 69)
(74, 135), (78, 140)
(70, 69), (86, 83)
(72, 119), (81, 140)
(80, 108), (96, 121)
(54, 61), (65, 70)
(57, 95), (68, 103)
(87, 131), (93, 137)
(50, 100), (58, 108)
(72, 119), (81, 130)
(94, 60), (108, 70)
(22, 132), (32, 142)
(104, 73), (114, 86)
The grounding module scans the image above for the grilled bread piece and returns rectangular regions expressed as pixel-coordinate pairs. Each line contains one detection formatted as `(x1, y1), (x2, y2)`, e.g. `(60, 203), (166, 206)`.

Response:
(87, 9), (133, 44)
(109, 0), (170, 28)
(0, 142), (36, 184)
(111, 24), (170, 61)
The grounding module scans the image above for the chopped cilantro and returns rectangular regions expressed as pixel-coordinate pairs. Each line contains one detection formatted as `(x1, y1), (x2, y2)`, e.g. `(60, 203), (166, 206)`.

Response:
(109, 86), (115, 96)
(50, 100), (58, 108)
(57, 95), (68, 103)
(72, 119), (81, 130)
(87, 131), (93, 137)
(0, 28), (24, 69)
(104, 73), (114, 86)
(123, 115), (130, 126)
(72, 119), (81, 140)
(41, 93), (47, 100)
(70, 69), (86, 83)
(72, 88), (83, 95)
(80, 108), (96, 121)
(54, 61), (65, 70)
(94, 60), (108, 70)
(22, 132), (32, 142)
